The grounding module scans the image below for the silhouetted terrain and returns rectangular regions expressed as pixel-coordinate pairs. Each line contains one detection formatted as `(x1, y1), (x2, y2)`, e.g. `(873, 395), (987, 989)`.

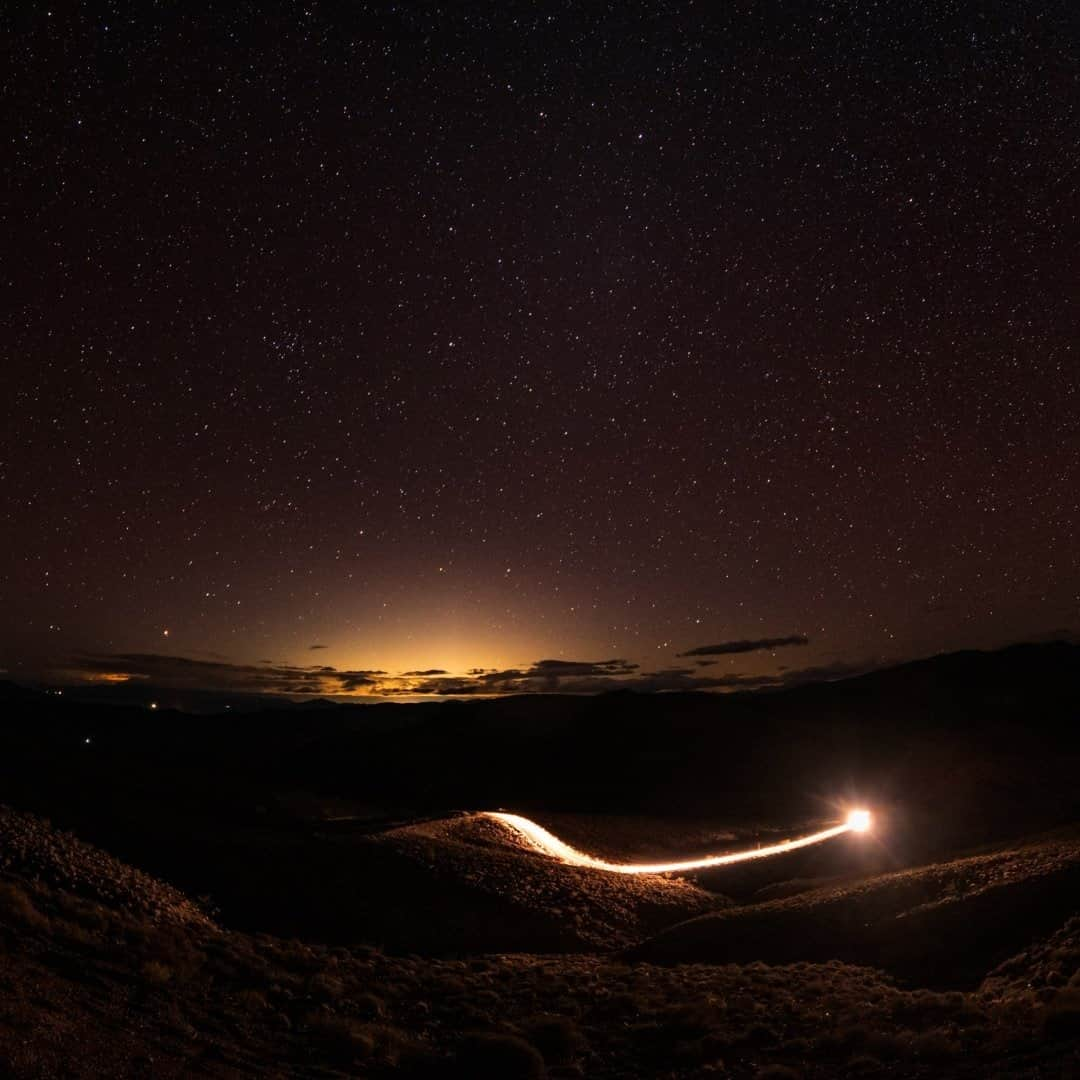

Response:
(1, 642), (1079, 1076)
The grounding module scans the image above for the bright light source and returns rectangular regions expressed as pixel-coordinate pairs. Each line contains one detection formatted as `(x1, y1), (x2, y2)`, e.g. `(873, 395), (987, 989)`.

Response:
(483, 812), (855, 875)
(846, 808), (872, 833)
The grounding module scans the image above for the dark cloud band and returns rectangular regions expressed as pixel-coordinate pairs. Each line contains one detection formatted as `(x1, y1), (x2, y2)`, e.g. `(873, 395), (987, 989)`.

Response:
(678, 635), (809, 658)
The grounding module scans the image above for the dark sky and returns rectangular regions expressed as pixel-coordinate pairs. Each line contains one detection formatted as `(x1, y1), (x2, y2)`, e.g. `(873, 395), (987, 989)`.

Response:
(3, 2), (1078, 699)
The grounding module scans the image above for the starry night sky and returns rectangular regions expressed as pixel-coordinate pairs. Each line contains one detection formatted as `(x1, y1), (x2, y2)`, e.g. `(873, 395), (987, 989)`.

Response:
(3, 2), (1079, 699)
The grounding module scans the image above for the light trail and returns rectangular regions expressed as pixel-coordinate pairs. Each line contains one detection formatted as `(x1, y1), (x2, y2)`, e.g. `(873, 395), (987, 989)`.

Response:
(480, 809), (871, 875)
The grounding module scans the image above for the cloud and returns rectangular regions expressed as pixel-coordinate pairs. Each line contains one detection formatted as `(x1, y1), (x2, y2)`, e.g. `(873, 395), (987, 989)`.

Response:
(678, 635), (809, 658)
(389, 657), (869, 697)
(529, 658), (638, 676)
(56, 646), (878, 702)
(68, 653), (387, 697)
(338, 674), (380, 692)
(309, 644), (329, 650)
(383, 680), (482, 696)
(402, 653), (875, 697)
(395, 658), (735, 697)
(360, 658), (643, 697)
(523, 658), (638, 688)
(477, 669), (525, 683)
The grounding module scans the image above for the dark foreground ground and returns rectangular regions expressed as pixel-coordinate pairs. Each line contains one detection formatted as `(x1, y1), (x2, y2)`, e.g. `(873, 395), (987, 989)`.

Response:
(1, 642), (1079, 1076)
(2, 804), (1080, 1078)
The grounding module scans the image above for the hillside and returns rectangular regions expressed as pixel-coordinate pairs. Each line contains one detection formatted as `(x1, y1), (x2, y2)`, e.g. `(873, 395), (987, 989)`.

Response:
(1, 642), (1078, 1075)
(628, 827), (1080, 985)
(2, 804), (1080, 1078)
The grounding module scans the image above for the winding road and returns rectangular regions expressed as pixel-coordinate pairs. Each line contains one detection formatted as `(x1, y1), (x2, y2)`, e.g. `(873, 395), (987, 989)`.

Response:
(481, 809), (871, 875)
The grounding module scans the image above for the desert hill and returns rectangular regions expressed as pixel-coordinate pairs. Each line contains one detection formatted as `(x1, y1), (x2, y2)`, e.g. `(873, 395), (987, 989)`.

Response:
(628, 826), (1080, 984)
(2, 803), (1080, 1077)
(1, 642), (1078, 1075)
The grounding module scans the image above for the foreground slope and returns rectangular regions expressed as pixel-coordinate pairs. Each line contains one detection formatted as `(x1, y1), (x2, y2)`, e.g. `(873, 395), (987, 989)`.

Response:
(365, 812), (721, 950)
(628, 828), (1080, 984)
(2, 804), (1080, 1078)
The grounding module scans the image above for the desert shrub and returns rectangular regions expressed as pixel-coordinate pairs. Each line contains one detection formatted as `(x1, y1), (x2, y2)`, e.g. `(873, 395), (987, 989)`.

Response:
(1042, 990), (1080, 1042)
(889, 990), (958, 1024)
(656, 999), (727, 1039)
(55, 920), (104, 952)
(353, 991), (386, 1020)
(454, 1004), (496, 1029)
(349, 943), (382, 960)
(455, 1032), (546, 1079)
(234, 989), (269, 1013)
(277, 939), (324, 973)
(521, 1014), (586, 1065)
(308, 972), (346, 1001)
(307, 1015), (371, 1063)
(911, 1030), (961, 1061)
(859, 1030), (908, 1059)
(233, 947), (273, 981)
(811, 1029), (847, 1056)
(847, 1054), (883, 1072)
(589, 990), (640, 1020)
(0, 882), (48, 930)
(307, 1015), (420, 1067)
(127, 924), (204, 983)
(163, 1001), (196, 1039)
(55, 892), (110, 934)
(434, 974), (468, 997)
(141, 960), (174, 985)
(672, 1036), (727, 1066)
(737, 1024), (780, 1048)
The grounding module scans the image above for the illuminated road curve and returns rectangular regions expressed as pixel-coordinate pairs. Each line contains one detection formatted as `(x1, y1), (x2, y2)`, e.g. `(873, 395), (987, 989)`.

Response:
(480, 809), (870, 875)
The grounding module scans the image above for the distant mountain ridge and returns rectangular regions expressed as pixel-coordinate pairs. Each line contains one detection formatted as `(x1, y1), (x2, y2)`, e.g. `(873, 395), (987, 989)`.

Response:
(3, 638), (1077, 716)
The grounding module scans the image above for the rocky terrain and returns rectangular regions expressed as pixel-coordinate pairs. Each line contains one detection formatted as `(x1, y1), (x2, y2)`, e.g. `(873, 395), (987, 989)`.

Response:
(2, 644), (1078, 1075)
(629, 828), (1080, 983)
(0, 805), (212, 931)
(370, 812), (722, 950)
(2, 802), (1080, 1078)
